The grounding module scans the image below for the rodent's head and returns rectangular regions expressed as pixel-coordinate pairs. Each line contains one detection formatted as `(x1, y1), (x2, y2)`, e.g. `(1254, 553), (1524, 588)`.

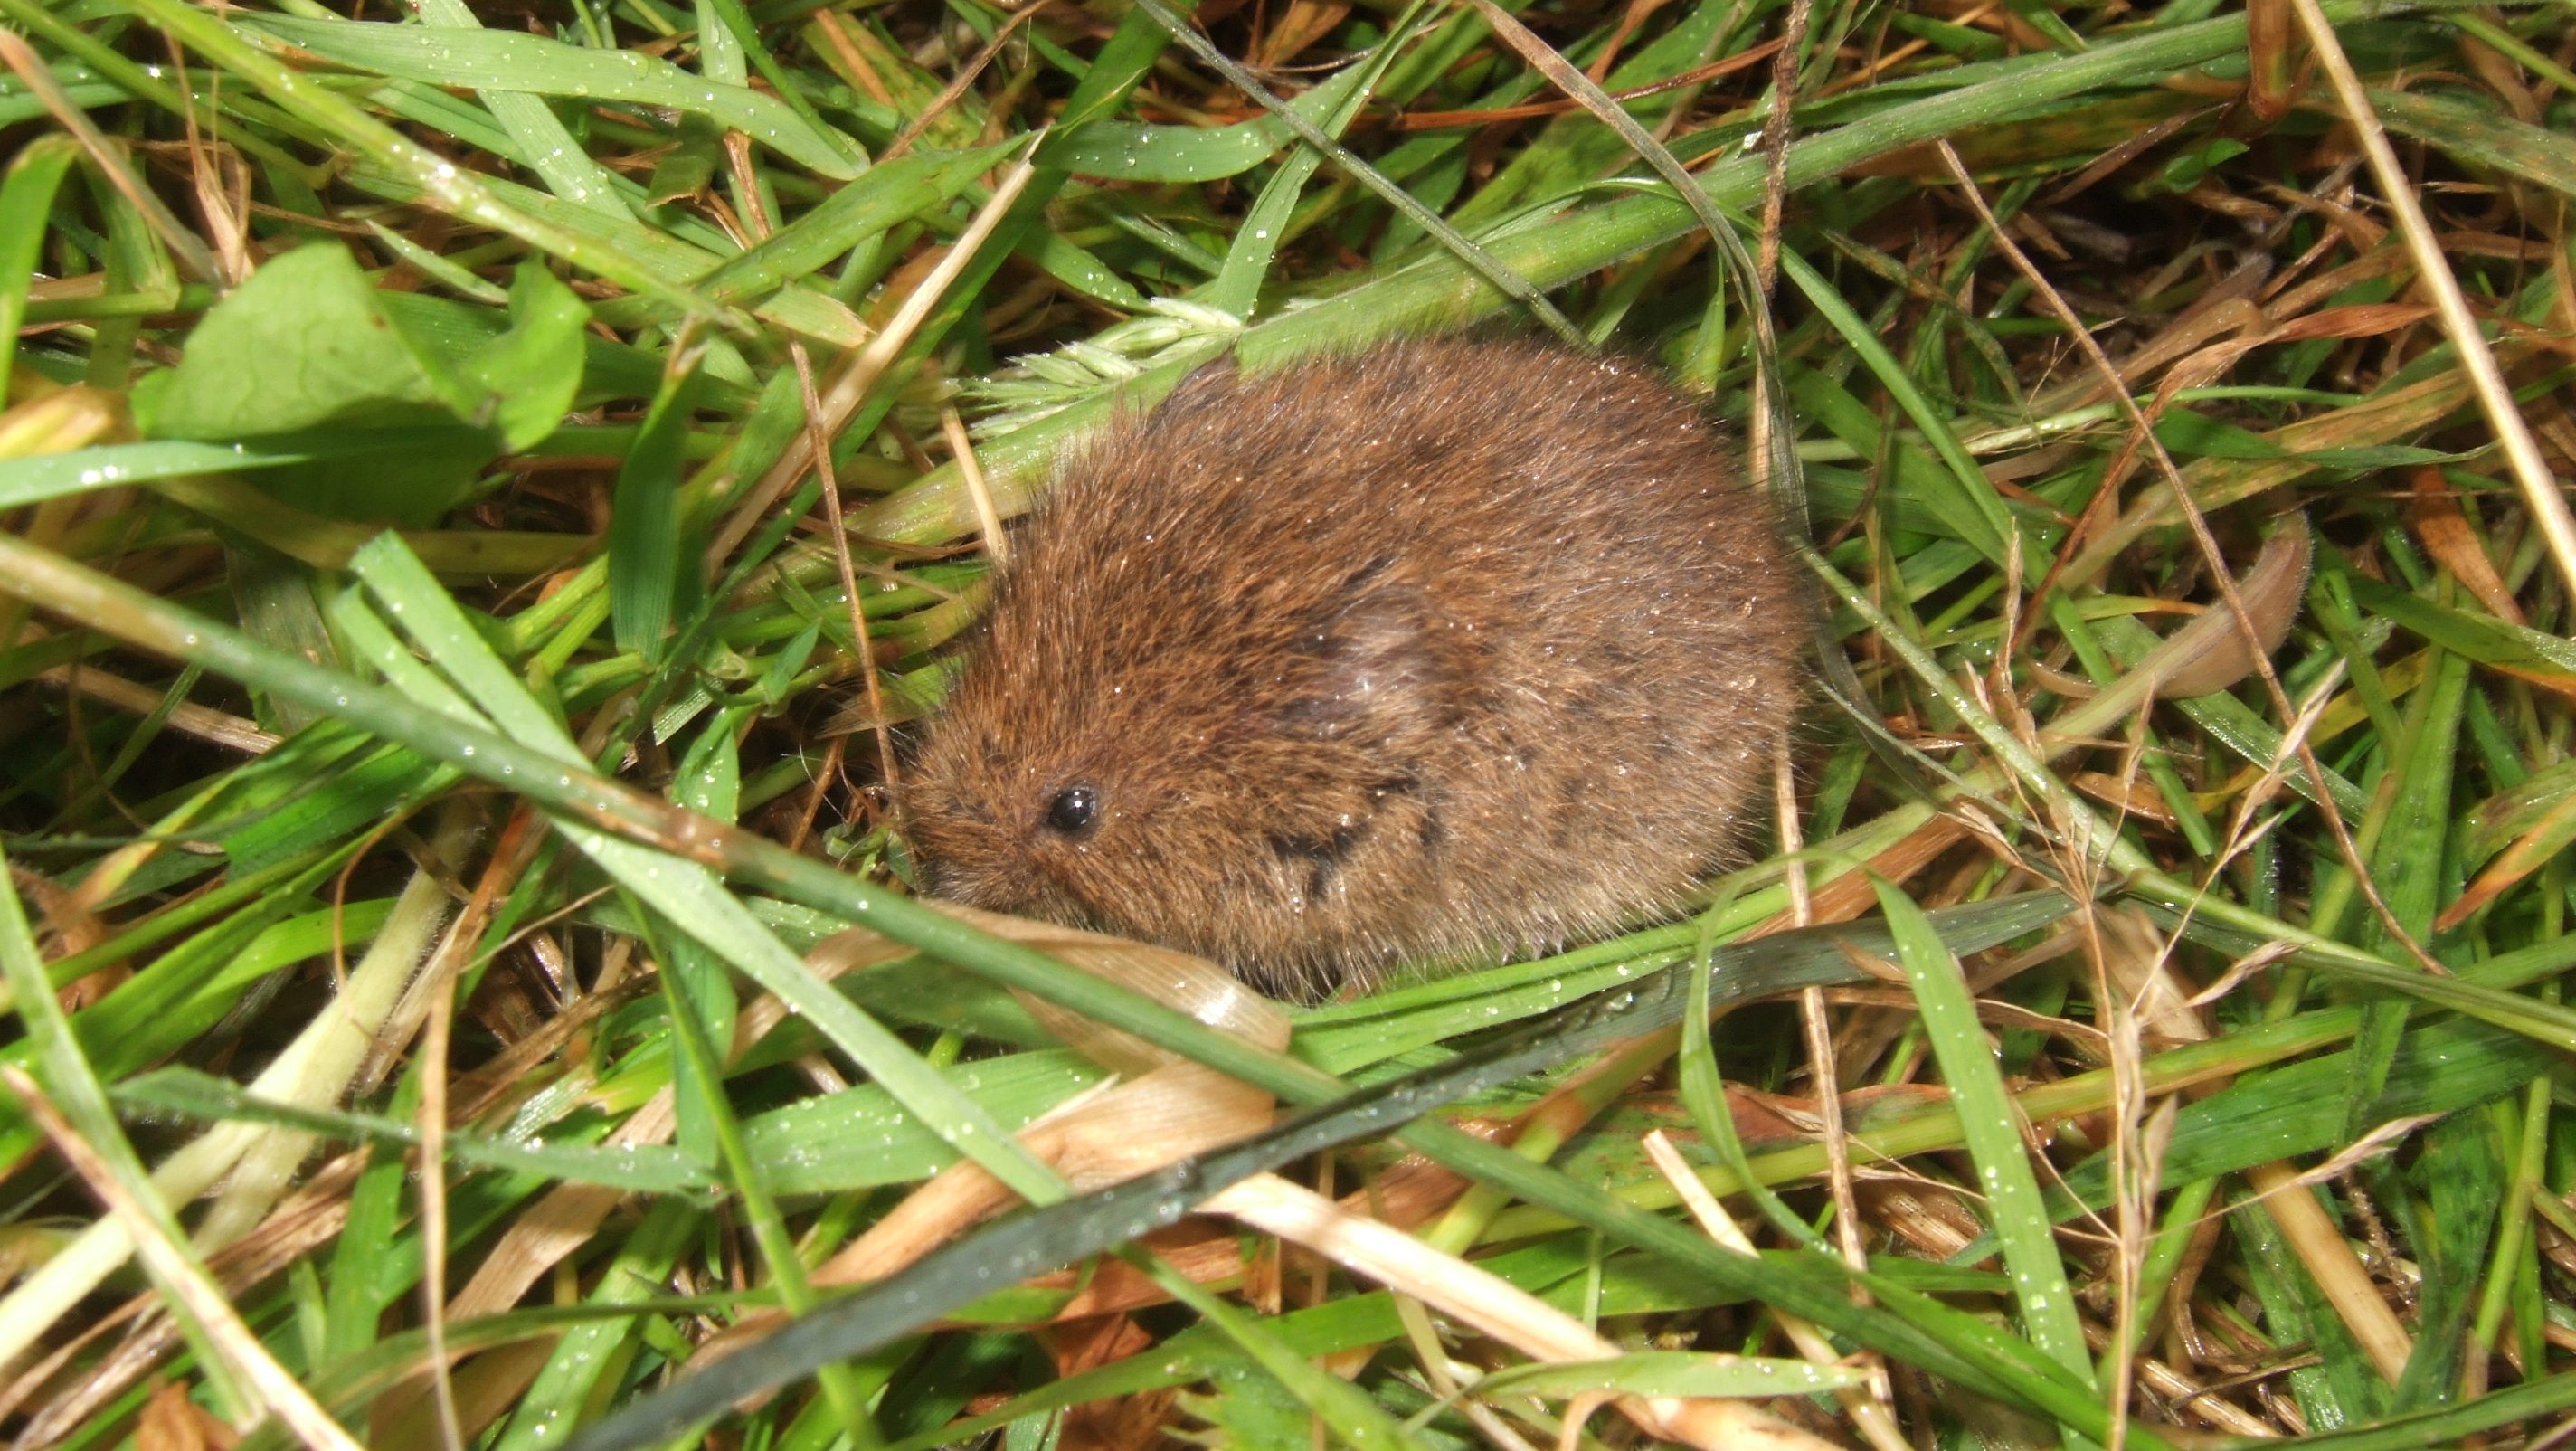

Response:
(905, 529), (1461, 996)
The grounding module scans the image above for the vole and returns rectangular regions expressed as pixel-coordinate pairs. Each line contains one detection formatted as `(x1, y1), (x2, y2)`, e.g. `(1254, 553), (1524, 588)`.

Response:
(904, 337), (1805, 1000)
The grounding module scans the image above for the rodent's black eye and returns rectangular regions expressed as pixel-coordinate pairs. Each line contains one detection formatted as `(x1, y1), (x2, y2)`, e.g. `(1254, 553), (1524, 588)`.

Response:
(1043, 784), (1100, 836)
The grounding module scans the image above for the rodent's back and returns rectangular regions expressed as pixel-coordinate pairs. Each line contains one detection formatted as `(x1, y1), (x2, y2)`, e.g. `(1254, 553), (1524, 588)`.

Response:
(906, 338), (1804, 998)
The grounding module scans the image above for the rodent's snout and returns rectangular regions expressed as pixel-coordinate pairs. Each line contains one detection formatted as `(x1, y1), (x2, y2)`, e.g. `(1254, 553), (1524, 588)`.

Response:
(906, 811), (1074, 925)
(902, 743), (1113, 934)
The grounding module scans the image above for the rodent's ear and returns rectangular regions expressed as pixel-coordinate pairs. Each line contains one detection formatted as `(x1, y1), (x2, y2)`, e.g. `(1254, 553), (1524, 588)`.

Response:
(1275, 579), (1435, 740)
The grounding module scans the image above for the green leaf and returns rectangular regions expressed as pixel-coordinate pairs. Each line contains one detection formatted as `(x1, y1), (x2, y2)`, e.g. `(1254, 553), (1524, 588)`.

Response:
(644, 122), (722, 207)
(380, 289), (695, 410)
(2153, 407), (2287, 460)
(461, 261), (591, 452)
(1045, 61), (1378, 183)
(407, 0), (626, 214)
(0, 440), (323, 510)
(220, 737), (451, 874)
(140, 243), (452, 437)
(0, 846), (260, 1420)
(0, 137), (79, 403)
(1203, 42), (1404, 317)
(2372, 85), (2576, 203)
(1475, 1351), (1867, 1399)
(2049, 1019), (2548, 1216)
(1017, 230), (1150, 311)
(665, 714), (743, 1168)
(437, 166), (862, 347)
(110, 1067), (711, 1193)
(1775, 268), (2019, 568)
(2155, 136), (2249, 191)
(740, 1049), (1102, 1194)
(694, 143), (1015, 308)
(608, 359), (704, 659)
(1871, 877), (2094, 1392)
(1153, 1266), (1431, 1451)
(2347, 570), (2576, 684)
(488, 1200), (701, 1451)
(137, 243), (497, 524)
(2464, 759), (2576, 864)
(2393, 1113), (2503, 1408)
(238, 15), (858, 180)
(322, 1086), (416, 1361)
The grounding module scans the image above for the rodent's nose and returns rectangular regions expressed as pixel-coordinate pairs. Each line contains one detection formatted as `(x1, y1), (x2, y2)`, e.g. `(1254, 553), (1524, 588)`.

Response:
(917, 843), (1084, 927)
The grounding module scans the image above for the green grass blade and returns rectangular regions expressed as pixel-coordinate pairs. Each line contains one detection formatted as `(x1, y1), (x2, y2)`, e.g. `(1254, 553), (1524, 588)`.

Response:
(0, 136), (78, 404)
(1870, 877), (2093, 1390)
(240, 15), (858, 181)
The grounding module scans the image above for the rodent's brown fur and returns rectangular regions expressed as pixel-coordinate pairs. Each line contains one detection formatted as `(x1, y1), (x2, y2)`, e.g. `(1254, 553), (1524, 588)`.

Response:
(905, 337), (1806, 999)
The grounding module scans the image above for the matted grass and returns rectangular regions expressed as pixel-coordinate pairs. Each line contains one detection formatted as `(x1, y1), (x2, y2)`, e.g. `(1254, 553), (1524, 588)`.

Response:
(3, 0), (2575, 1446)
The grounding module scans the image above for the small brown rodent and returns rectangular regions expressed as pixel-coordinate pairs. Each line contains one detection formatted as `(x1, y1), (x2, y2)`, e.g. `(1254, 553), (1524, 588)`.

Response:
(906, 337), (1805, 999)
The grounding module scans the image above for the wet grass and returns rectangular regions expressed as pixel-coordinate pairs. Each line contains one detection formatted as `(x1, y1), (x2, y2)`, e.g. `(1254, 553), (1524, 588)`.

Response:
(3, 0), (2576, 1446)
